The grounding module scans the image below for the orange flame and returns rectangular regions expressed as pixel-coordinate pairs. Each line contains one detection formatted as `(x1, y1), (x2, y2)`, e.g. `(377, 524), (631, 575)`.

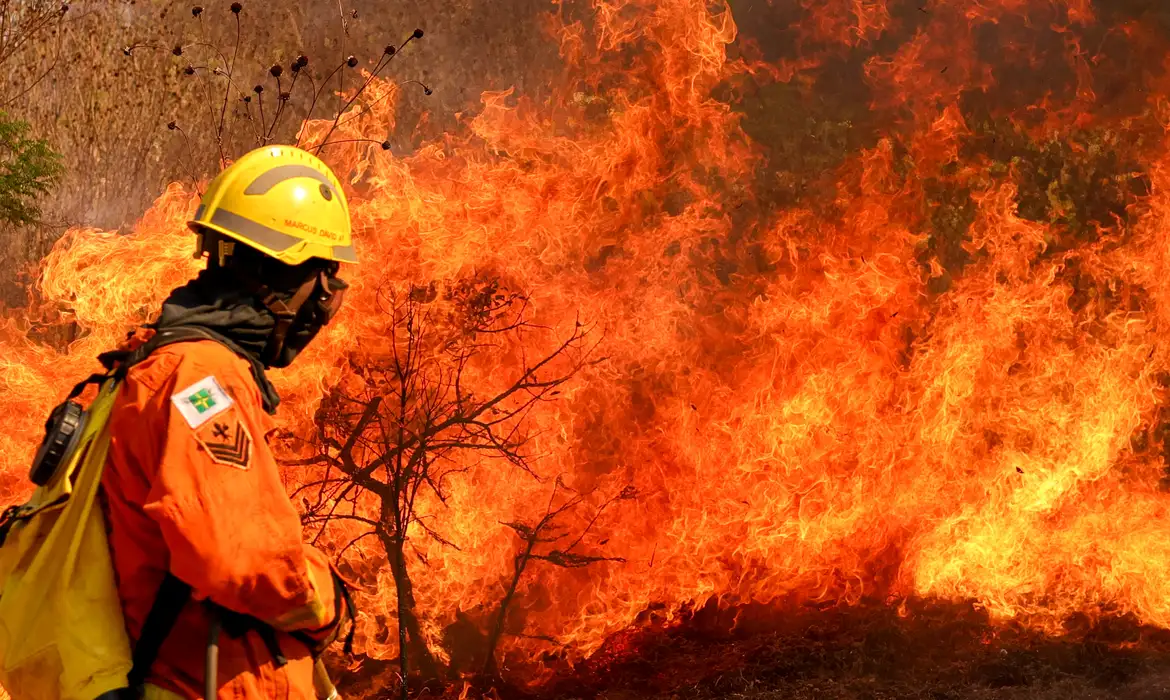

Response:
(7, 0), (1170, 684)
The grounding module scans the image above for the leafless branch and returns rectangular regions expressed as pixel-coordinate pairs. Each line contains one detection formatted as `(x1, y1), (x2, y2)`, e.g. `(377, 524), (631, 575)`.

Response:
(483, 480), (634, 676)
(335, 530), (380, 564)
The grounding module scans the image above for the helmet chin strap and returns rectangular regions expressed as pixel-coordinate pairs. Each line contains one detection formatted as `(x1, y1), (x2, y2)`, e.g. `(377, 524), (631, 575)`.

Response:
(199, 230), (329, 366)
(237, 270), (321, 366)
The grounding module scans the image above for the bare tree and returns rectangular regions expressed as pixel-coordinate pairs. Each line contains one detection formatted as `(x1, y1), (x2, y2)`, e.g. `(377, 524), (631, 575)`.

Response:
(291, 277), (599, 696)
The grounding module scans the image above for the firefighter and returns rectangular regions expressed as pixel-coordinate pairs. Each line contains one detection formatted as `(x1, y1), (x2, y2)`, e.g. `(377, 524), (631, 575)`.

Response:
(99, 145), (357, 699)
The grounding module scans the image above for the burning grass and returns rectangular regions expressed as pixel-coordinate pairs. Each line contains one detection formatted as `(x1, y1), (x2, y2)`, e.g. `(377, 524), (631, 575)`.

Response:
(328, 598), (1170, 699)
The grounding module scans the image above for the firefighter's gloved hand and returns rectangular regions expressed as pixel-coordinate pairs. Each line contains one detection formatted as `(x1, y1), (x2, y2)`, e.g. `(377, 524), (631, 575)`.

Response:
(292, 566), (357, 658)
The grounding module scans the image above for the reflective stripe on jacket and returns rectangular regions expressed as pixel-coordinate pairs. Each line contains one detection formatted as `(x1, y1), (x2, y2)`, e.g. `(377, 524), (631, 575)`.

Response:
(101, 337), (338, 699)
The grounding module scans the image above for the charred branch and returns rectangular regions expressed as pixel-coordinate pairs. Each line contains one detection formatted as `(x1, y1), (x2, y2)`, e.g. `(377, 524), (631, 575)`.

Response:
(483, 479), (634, 677)
(299, 278), (596, 690)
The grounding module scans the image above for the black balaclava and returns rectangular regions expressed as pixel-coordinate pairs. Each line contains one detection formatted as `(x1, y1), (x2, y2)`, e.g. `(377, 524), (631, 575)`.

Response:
(153, 239), (347, 411)
(222, 243), (348, 369)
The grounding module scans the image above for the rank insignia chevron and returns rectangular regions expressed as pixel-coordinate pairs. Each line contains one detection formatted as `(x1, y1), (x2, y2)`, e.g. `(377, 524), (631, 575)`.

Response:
(195, 411), (252, 470)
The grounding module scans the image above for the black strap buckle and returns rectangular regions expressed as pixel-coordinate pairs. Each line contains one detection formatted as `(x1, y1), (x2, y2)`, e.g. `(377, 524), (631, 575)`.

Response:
(210, 602), (288, 667)
(0, 504), (25, 548)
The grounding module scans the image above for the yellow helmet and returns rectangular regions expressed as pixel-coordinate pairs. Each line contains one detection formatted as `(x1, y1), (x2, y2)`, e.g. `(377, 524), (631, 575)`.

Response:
(188, 145), (357, 266)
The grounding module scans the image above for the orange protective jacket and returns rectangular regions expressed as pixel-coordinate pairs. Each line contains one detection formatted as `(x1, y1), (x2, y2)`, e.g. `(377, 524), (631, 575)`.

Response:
(100, 333), (339, 699)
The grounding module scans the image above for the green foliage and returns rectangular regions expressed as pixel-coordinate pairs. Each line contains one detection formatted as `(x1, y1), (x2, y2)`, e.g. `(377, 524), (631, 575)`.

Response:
(0, 111), (62, 226)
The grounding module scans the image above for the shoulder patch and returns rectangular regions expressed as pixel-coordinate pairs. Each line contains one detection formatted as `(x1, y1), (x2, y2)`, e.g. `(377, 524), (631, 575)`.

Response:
(171, 375), (234, 429)
(194, 410), (252, 470)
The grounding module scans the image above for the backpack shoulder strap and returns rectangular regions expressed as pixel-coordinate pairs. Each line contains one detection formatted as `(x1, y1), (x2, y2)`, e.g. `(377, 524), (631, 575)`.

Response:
(100, 326), (224, 377)
(106, 325), (288, 690)
(100, 325), (280, 414)
(126, 572), (192, 691)
(102, 327), (235, 690)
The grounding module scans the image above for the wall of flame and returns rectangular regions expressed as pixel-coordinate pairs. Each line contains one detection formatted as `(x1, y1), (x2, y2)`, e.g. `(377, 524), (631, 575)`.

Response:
(5, 0), (1170, 678)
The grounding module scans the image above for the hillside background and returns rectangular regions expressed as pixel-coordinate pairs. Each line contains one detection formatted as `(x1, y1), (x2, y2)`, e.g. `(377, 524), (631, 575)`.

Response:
(1, 0), (557, 304)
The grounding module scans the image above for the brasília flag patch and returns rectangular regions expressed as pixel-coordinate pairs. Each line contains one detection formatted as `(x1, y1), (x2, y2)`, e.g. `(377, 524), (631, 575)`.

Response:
(172, 376), (234, 429)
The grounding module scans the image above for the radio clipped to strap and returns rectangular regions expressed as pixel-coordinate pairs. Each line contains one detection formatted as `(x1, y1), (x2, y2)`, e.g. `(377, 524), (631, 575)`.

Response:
(27, 371), (110, 487)
(29, 324), (271, 488)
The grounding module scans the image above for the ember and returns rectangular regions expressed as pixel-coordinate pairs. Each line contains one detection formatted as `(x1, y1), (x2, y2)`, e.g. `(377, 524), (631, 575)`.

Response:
(6, 0), (1170, 696)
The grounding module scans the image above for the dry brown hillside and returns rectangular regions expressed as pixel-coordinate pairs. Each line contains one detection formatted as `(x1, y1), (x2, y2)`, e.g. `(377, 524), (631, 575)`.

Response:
(2, 0), (557, 304)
